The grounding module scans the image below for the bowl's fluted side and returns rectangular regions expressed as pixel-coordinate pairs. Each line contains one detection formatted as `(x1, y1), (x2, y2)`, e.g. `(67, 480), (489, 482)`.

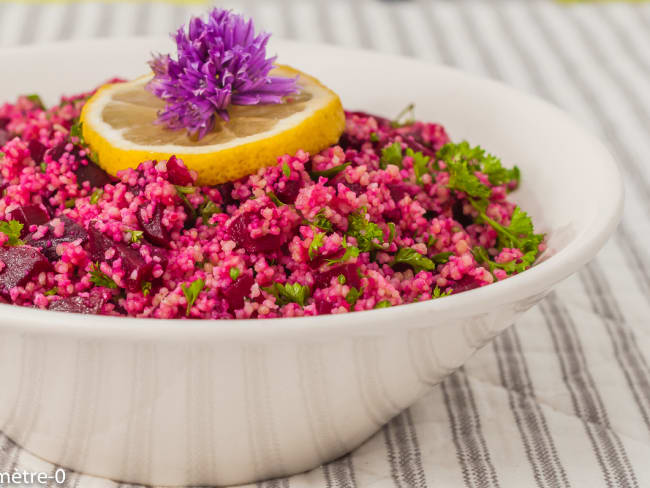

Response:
(0, 297), (541, 486)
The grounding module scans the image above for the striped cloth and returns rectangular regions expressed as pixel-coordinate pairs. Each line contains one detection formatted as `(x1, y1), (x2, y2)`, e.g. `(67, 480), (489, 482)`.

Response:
(1, 1), (649, 487)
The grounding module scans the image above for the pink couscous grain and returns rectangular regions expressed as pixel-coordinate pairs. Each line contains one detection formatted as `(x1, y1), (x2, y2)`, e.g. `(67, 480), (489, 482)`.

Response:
(0, 88), (543, 319)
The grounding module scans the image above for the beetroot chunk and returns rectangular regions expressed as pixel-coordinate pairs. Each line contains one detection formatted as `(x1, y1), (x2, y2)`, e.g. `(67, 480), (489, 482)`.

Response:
(0, 130), (10, 147)
(113, 242), (153, 292)
(76, 160), (112, 188)
(27, 216), (88, 261)
(274, 179), (301, 204)
(49, 294), (105, 314)
(166, 155), (193, 186)
(0, 117), (9, 130)
(0, 246), (50, 295)
(314, 264), (361, 290)
(87, 224), (116, 261)
(28, 140), (47, 163)
(222, 273), (255, 311)
(228, 214), (283, 253)
(137, 204), (170, 248)
(9, 204), (50, 237)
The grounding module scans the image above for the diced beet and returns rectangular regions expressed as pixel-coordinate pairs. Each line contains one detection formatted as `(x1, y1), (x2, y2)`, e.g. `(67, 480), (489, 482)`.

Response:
(114, 242), (152, 292)
(48, 293), (105, 314)
(449, 275), (480, 294)
(403, 135), (435, 158)
(87, 223), (116, 262)
(27, 215), (88, 261)
(216, 182), (236, 206)
(338, 182), (364, 195)
(9, 204), (50, 236)
(315, 295), (334, 315)
(46, 142), (66, 161)
(166, 155), (193, 186)
(388, 182), (419, 203)
(0, 246), (51, 295)
(382, 207), (402, 223)
(150, 246), (168, 270)
(137, 204), (170, 248)
(274, 179), (301, 204)
(76, 160), (112, 188)
(0, 117), (9, 130)
(222, 273), (255, 311)
(228, 214), (283, 253)
(452, 200), (474, 228)
(28, 140), (47, 163)
(0, 129), (10, 147)
(314, 264), (361, 290)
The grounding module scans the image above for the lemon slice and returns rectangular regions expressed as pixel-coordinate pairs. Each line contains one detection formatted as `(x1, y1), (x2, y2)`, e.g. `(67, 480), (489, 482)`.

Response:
(80, 65), (345, 185)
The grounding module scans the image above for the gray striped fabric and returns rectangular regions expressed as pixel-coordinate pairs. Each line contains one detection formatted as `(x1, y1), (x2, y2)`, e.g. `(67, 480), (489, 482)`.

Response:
(1, 0), (649, 487)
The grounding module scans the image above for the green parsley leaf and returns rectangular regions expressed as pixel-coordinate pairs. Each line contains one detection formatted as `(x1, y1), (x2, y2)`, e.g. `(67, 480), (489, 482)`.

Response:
(392, 247), (437, 273)
(0, 152), (6, 158)
(312, 210), (333, 233)
(174, 185), (197, 220)
(130, 230), (144, 243)
(198, 198), (221, 225)
(374, 300), (392, 309)
(326, 237), (360, 266)
(433, 286), (452, 299)
(337, 274), (346, 285)
(25, 94), (45, 110)
(263, 282), (310, 307)
(0, 220), (24, 246)
(174, 185), (195, 194)
(347, 208), (384, 252)
(90, 188), (103, 204)
(282, 161), (291, 178)
(308, 232), (325, 260)
(427, 235), (437, 248)
(40, 162), (47, 173)
(89, 262), (118, 289)
(267, 191), (285, 207)
(70, 120), (85, 145)
(64, 198), (76, 209)
(44, 287), (58, 296)
(388, 222), (396, 243)
(310, 162), (351, 180)
(229, 267), (241, 281)
(406, 148), (430, 185)
(431, 251), (453, 265)
(380, 142), (403, 169)
(446, 159), (491, 199)
(345, 287), (362, 307)
(181, 278), (205, 316)
(391, 103), (415, 128)
(370, 132), (379, 142)
(141, 281), (152, 296)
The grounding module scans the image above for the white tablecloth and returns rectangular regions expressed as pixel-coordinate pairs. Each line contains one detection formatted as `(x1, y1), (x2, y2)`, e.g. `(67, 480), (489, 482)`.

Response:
(0, 1), (649, 486)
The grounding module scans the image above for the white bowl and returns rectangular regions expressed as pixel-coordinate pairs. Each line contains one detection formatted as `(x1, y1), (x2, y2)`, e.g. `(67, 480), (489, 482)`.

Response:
(0, 38), (622, 486)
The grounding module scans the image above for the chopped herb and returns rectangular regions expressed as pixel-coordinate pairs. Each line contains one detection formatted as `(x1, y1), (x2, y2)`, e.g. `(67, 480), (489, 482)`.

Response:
(25, 94), (45, 110)
(0, 220), (24, 246)
(431, 251), (453, 265)
(345, 287), (362, 307)
(282, 161), (291, 178)
(326, 237), (360, 265)
(181, 278), (205, 316)
(263, 282), (310, 307)
(370, 132), (379, 142)
(374, 300), (391, 309)
(380, 142), (403, 169)
(312, 210), (333, 232)
(310, 162), (351, 180)
(89, 150), (99, 165)
(229, 267), (240, 281)
(427, 235), (437, 248)
(391, 103), (415, 128)
(347, 208), (384, 252)
(89, 262), (118, 289)
(44, 287), (58, 296)
(174, 185), (195, 194)
(130, 230), (144, 243)
(308, 232), (325, 260)
(388, 222), (396, 243)
(89, 188), (103, 204)
(267, 191), (285, 207)
(198, 198), (221, 225)
(337, 274), (346, 285)
(40, 162), (47, 173)
(64, 198), (76, 209)
(0, 152), (5, 158)
(70, 120), (85, 145)
(406, 148), (430, 185)
(433, 286), (452, 299)
(141, 281), (152, 296)
(392, 247), (437, 273)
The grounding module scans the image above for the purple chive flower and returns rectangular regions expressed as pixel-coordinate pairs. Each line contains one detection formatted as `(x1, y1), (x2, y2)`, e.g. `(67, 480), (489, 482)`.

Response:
(147, 8), (299, 140)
